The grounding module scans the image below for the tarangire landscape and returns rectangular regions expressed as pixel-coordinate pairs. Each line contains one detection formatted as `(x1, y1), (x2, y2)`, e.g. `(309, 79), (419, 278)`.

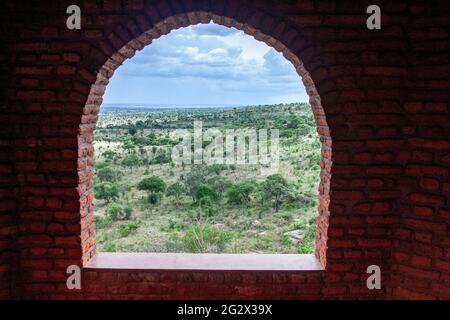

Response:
(93, 102), (321, 254)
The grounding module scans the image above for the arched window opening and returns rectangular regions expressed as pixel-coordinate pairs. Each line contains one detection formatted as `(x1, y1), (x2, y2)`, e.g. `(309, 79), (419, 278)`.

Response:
(92, 22), (321, 256)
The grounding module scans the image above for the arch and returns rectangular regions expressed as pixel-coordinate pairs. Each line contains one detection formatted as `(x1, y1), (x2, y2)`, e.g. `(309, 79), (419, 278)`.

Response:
(78, 8), (332, 267)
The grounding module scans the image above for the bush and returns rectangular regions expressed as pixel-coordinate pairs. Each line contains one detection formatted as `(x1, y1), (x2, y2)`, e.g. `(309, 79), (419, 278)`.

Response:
(106, 203), (132, 221)
(207, 164), (228, 175)
(151, 151), (171, 164)
(166, 182), (187, 205)
(106, 203), (123, 221)
(123, 206), (133, 220)
(225, 180), (256, 205)
(122, 154), (140, 169)
(102, 242), (117, 252)
(95, 162), (110, 170)
(147, 193), (160, 205)
(94, 215), (113, 229)
(182, 225), (233, 253)
(117, 221), (140, 237)
(97, 166), (118, 182)
(195, 184), (218, 202)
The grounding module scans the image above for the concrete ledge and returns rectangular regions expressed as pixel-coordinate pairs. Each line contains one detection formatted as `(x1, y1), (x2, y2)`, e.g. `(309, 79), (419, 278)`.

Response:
(85, 253), (324, 272)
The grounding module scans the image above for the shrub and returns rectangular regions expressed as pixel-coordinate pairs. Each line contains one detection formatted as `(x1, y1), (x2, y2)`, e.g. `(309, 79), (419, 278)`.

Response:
(147, 193), (159, 205)
(121, 154), (140, 169)
(151, 151), (171, 164)
(97, 166), (118, 182)
(102, 242), (117, 252)
(166, 182), (187, 205)
(117, 221), (140, 237)
(184, 166), (207, 203)
(123, 206), (133, 220)
(195, 184), (218, 202)
(207, 176), (232, 199)
(106, 203), (123, 221)
(94, 215), (113, 229)
(207, 164), (228, 175)
(225, 180), (256, 205)
(95, 162), (110, 170)
(182, 225), (233, 253)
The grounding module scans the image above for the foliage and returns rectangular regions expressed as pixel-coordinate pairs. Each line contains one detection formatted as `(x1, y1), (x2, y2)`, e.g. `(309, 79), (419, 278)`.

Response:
(94, 182), (119, 203)
(122, 154), (140, 169)
(117, 221), (140, 237)
(166, 182), (187, 204)
(184, 166), (206, 203)
(123, 206), (133, 220)
(195, 184), (218, 202)
(95, 215), (113, 229)
(207, 164), (228, 175)
(106, 203), (132, 221)
(138, 176), (167, 195)
(226, 180), (256, 205)
(260, 174), (293, 212)
(181, 224), (234, 253)
(106, 203), (122, 221)
(97, 166), (118, 182)
(147, 193), (159, 205)
(207, 176), (232, 199)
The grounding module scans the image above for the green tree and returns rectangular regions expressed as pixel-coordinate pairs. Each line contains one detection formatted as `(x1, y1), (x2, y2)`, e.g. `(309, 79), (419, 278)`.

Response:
(207, 176), (232, 199)
(184, 167), (206, 203)
(225, 180), (256, 206)
(128, 126), (137, 136)
(260, 174), (293, 212)
(122, 154), (140, 171)
(138, 176), (167, 204)
(166, 182), (187, 206)
(195, 184), (218, 203)
(97, 166), (117, 182)
(138, 176), (167, 194)
(194, 184), (218, 219)
(94, 182), (119, 204)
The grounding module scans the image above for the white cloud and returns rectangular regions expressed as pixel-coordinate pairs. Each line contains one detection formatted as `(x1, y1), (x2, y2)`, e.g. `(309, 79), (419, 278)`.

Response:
(103, 22), (307, 105)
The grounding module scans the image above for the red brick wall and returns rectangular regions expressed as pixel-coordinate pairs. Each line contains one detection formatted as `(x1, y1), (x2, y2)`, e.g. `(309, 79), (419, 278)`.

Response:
(1, 0), (449, 299)
(0, 20), (17, 298)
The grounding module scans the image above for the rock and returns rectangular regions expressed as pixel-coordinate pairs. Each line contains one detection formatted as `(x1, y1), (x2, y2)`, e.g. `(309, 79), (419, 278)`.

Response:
(284, 230), (305, 244)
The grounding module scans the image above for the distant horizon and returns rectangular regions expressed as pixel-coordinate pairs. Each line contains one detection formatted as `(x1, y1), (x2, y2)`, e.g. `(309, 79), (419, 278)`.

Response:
(101, 101), (307, 110)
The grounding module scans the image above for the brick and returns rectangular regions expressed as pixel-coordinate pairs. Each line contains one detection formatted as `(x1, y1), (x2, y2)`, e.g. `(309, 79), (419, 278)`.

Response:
(411, 255), (432, 268)
(408, 138), (449, 150)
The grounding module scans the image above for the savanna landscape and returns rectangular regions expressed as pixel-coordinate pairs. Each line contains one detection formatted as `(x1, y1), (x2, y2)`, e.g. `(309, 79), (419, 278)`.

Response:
(93, 102), (321, 254)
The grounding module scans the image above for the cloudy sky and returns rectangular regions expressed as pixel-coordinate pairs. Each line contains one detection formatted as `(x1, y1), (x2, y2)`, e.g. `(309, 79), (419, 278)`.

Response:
(103, 22), (308, 107)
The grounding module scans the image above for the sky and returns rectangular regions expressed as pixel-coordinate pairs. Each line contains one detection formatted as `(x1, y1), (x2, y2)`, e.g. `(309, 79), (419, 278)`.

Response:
(103, 22), (308, 107)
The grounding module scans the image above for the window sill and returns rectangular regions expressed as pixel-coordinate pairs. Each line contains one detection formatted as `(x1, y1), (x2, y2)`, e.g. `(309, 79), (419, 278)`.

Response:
(84, 252), (324, 272)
